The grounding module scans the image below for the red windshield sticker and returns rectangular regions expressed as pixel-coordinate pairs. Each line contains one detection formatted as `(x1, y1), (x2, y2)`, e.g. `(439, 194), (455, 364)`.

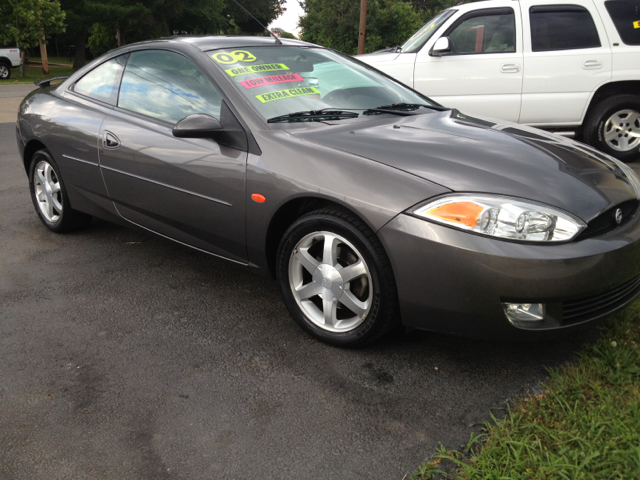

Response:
(240, 74), (305, 89)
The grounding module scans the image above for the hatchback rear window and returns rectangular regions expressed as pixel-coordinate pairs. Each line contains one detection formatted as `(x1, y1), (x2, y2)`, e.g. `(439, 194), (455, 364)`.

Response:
(605, 0), (640, 45)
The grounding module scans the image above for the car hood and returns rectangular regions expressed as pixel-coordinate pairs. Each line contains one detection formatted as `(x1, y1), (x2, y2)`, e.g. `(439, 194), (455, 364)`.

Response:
(289, 110), (637, 222)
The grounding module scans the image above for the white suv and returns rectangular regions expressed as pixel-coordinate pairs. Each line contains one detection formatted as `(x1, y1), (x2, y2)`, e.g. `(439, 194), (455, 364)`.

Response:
(358, 0), (640, 161)
(0, 44), (22, 80)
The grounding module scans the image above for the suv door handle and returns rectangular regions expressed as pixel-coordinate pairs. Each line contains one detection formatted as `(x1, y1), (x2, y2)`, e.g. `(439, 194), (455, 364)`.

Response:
(500, 63), (521, 73)
(103, 131), (120, 149)
(583, 60), (602, 70)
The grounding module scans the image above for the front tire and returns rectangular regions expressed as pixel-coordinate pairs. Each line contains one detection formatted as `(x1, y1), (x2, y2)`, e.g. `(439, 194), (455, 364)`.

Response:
(28, 149), (92, 233)
(276, 208), (399, 347)
(583, 95), (640, 162)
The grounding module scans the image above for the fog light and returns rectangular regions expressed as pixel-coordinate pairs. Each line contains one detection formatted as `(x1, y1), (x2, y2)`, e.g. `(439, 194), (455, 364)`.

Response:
(503, 302), (546, 325)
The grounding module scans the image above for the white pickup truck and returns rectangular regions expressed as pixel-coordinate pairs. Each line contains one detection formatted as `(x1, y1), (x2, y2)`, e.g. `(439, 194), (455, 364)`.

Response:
(0, 44), (22, 80)
(358, 0), (640, 161)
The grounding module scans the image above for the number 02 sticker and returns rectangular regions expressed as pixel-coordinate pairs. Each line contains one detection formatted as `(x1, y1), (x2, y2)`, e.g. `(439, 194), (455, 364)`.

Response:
(212, 50), (257, 64)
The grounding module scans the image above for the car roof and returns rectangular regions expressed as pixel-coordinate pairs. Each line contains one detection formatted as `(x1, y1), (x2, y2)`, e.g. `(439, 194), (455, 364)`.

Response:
(127, 35), (318, 52)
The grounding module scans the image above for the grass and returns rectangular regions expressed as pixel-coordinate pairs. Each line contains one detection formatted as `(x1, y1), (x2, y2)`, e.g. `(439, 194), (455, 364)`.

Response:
(0, 56), (73, 85)
(413, 301), (640, 480)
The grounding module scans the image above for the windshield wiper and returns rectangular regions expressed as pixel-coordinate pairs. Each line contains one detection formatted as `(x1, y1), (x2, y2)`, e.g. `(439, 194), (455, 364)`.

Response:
(267, 109), (360, 123)
(371, 102), (450, 112)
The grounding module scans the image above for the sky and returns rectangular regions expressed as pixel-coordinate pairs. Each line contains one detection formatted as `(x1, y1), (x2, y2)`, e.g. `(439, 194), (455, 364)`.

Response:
(268, 0), (304, 37)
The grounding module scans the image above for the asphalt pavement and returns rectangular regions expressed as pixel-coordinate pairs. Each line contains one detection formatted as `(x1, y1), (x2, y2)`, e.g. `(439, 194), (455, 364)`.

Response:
(0, 92), (610, 479)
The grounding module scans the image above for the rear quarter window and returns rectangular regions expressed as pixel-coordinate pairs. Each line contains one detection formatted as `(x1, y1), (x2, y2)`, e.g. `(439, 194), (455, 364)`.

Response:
(530, 5), (601, 51)
(605, 0), (640, 45)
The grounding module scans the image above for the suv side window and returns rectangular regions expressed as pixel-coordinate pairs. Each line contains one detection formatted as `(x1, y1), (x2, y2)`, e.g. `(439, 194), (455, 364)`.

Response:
(118, 50), (222, 124)
(605, 0), (640, 45)
(444, 8), (516, 54)
(530, 5), (601, 51)
(73, 55), (128, 105)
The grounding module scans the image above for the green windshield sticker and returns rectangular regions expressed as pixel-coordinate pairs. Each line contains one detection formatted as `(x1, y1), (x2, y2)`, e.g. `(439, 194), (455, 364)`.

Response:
(225, 63), (289, 77)
(256, 87), (320, 103)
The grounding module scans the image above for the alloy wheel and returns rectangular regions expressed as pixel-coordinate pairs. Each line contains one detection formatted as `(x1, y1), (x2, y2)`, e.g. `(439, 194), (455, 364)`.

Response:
(34, 160), (63, 223)
(288, 231), (372, 333)
(603, 109), (640, 152)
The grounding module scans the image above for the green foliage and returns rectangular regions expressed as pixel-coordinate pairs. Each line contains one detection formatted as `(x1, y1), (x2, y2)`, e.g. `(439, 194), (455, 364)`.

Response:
(299, 0), (424, 54)
(280, 31), (297, 39)
(414, 301), (640, 479)
(225, 0), (286, 34)
(410, 0), (458, 22)
(88, 23), (118, 58)
(0, 0), (66, 47)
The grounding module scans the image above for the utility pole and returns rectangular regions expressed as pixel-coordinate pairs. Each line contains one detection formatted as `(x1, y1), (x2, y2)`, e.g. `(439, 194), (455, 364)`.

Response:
(358, 0), (367, 55)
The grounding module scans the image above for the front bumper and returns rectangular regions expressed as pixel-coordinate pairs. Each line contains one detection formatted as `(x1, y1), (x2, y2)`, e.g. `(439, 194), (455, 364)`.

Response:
(378, 213), (640, 340)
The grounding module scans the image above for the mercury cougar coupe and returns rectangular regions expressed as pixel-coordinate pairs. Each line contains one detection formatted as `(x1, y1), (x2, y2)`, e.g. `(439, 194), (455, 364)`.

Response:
(16, 36), (640, 346)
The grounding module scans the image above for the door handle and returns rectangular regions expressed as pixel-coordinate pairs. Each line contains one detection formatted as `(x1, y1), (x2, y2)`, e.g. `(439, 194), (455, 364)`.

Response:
(103, 131), (120, 149)
(500, 63), (521, 73)
(583, 60), (602, 70)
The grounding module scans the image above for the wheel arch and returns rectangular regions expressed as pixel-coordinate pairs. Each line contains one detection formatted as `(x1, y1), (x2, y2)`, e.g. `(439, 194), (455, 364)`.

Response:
(264, 196), (380, 278)
(0, 57), (11, 65)
(584, 81), (640, 125)
(22, 139), (48, 174)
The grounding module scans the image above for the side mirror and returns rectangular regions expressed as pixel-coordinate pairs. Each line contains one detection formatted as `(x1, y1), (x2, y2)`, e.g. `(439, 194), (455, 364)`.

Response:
(430, 37), (451, 57)
(172, 114), (223, 139)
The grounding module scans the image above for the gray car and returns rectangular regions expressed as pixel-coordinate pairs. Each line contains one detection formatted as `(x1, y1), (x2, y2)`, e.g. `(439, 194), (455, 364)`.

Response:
(15, 36), (640, 346)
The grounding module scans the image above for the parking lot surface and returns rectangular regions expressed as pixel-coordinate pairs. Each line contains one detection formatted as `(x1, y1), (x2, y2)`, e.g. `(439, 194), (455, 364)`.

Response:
(0, 113), (605, 479)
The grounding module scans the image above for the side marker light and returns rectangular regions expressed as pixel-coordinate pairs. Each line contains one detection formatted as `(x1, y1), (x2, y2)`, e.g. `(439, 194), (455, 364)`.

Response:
(251, 193), (266, 203)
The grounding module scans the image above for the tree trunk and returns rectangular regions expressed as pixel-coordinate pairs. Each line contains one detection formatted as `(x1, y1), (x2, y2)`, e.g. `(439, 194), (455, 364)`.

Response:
(73, 29), (87, 71)
(18, 42), (25, 77)
(40, 29), (50, 75)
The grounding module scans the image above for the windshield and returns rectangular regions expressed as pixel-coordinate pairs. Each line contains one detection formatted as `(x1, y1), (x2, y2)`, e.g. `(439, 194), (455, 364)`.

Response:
(207, 46), (435, 122)
(401, 9), (456, 53)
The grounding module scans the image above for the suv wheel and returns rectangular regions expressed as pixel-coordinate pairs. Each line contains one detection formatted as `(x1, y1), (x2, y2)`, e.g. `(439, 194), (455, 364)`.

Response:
(584, 95), (640, 162)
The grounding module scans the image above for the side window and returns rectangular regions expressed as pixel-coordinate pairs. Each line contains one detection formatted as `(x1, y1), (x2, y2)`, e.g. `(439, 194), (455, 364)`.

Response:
(73, 55), (128, 105)
(605, 0), (640, 46)
(118, 50), (222, 124)
(445, 9), (516, 54)
(530, 5), (601, 52)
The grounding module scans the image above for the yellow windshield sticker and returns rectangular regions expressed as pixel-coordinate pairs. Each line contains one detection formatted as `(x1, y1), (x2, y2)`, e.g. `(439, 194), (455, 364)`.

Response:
(212, 50), (257, 64)
(225, 63), (289, 77)
(256, 87), (320, 103)
(634, 20), (640, 29)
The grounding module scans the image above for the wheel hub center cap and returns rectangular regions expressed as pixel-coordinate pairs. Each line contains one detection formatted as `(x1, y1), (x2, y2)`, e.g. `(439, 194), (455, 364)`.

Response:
(312, 264), (344, 301)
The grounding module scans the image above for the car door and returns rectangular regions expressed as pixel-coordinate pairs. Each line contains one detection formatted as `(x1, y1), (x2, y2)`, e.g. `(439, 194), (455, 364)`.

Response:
(519, 1), (612, 125)
(98, 49), (248, 264)
(414, 4), (524, 122)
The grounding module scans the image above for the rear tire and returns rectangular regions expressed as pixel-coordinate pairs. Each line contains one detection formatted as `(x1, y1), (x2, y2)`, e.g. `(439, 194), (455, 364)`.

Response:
(0, 62), (10, 80)
(583, 95), (640, 163)
(28, 149), (92, 233)
(276, 208), (399, 347)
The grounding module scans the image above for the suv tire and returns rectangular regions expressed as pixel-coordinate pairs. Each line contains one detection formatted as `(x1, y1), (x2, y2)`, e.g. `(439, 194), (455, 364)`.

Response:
(584, 94), (640, 163)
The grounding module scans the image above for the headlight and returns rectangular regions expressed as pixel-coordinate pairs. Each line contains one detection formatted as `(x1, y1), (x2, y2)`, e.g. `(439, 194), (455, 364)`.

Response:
(411, 194), (586, 242)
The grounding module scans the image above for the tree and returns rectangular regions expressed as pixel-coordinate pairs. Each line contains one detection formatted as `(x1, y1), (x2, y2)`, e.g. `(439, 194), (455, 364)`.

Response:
(59, 0), (99, 70)
(225, 0), (286, 33)
(410, 0), (457, 21)
(300, 0), (423, 55)
(0, 0), (66, 74)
